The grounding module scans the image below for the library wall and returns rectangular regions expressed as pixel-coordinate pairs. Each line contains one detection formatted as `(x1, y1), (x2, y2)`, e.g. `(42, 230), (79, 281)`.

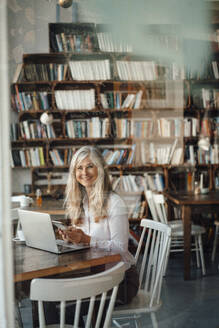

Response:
(8, 0), (214, 194)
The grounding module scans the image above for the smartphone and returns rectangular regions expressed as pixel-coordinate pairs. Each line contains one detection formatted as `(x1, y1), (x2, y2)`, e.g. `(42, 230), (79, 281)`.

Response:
(52, 220), (68, 230)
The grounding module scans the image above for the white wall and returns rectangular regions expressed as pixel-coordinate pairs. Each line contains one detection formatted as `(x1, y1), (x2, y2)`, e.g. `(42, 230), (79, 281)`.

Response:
(8, 0), (77, 193)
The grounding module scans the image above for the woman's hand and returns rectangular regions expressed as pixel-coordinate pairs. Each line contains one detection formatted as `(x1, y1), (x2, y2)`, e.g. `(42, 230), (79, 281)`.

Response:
(58, 227), (91, 245)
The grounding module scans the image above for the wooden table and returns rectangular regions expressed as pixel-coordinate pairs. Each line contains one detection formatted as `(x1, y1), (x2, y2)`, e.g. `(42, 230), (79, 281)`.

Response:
(25, 199), (65, 216)
(164, 191), (219, 280)
(14, 243), (121, 282)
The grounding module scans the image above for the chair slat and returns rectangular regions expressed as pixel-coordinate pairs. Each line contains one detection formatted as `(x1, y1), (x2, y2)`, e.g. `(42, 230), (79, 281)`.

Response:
(85, 296), (95, 328)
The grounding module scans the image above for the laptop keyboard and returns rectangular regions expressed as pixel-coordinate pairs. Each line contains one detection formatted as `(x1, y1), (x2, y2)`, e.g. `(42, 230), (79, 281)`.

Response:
(56, 239), (88, 251)
(56, 239), (75, 249)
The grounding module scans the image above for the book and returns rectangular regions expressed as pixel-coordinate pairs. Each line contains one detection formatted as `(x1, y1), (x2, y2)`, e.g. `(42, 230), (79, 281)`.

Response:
(121, 94), (135, 108)
(12, 63), (23, 83)
(107, 150), (121, 165)
(168, 139), (178, 164)
(133, 90), (143, 109)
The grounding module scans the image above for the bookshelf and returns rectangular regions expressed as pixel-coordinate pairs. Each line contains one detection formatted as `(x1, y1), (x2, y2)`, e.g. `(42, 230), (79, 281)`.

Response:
(10, 22), (219, 201)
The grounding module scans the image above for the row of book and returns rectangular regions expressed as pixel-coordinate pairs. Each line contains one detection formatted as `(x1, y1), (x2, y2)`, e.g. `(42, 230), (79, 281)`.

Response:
(136, 140), (183, 165)
(111, 173), (164, 193)
(55, 89), (95, 110)
(55, 32), (95, 53)
(100, 90), (143, 110)
(102, 145), (136, 165)
(199, 117), (219, 137)
(113, 119), (131, 138)
(19, 120), (56, 140)
(133, 117), (199, 138)
(19, 60), (187, 83)
(65, 118), (110, 138)
(11, 122), (57, 141)
(116, 61), (185, 81)
(185, 144), (219, 165)
(69, 59), (111, 81)
(11, 147), (45, 167)
(11, 145), (137, 168)
(24, 63), (68, 82)
(192, 87), (219, 109)
(116, 60), (158, 81)
(143, 172), (165, 192)
(187, 59), (219, 81)
(49, 149), (65, 166)
(132, 119), (154, 139)
(97, 32), (132, 53)
(111, 174), (143, 192)
(11, 116), (205, 142)
(12, 89), (50, 112)
(50, 23), (181, 55)
(157, 117), (199, 138)
(17, 59), (219, 84)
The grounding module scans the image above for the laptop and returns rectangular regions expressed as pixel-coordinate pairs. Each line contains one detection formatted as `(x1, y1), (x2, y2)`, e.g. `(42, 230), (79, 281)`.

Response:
(18, 209), (89, 254)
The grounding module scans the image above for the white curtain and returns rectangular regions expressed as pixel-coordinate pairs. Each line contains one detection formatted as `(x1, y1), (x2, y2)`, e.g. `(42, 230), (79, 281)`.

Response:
(0, 1), (14, 327)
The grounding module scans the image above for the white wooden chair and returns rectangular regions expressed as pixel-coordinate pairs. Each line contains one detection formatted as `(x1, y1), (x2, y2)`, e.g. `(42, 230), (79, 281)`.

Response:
(30, 261), (126, 328)
(112, 219), (171, 328)
(211, 220), (219, 262)
(146, 190), (206, 275)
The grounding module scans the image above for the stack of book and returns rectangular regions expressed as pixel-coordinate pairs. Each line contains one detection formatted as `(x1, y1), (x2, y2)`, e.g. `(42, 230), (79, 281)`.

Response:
(116, 60), (158, 81)
(55, 89), (95, 110)
(97, 32), (132, 52)
(69, 59), (111, 80)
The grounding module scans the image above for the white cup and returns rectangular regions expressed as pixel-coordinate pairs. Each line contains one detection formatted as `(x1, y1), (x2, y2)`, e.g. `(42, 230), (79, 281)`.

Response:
(20, 196), (32, 207)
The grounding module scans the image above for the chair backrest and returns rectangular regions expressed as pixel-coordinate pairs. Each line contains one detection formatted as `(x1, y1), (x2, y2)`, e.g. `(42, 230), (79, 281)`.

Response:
(152, 193), (168, 225)
(135, 219), (171, 309)
(30, 261), (126, 328)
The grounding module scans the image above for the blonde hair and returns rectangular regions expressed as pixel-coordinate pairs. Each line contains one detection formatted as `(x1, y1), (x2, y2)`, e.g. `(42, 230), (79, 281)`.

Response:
(65, 146), (112, 224)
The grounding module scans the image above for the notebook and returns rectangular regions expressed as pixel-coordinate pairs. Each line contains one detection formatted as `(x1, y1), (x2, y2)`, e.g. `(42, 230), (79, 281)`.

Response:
(18, 209), (89, 254)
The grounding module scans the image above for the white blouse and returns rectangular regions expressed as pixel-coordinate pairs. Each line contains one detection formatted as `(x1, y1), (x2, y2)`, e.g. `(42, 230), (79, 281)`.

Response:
(79, 192), (135, 266)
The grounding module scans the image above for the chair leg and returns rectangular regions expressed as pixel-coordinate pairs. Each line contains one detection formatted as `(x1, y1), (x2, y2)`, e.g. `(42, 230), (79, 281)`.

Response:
(195, 236), (200, 268)
(163, 238), (171, 276)
(198, 235), (206, 276)
(211, 225), (219, 262)
(15, 300), (23, 328)
(150, 312), (158, 328)
(112, 319), (124, 327)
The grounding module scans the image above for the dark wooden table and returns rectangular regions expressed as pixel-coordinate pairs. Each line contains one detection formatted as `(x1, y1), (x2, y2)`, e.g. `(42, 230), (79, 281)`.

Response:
(24, 199), (65, 216)
(14, 243), (121, 282)
(164, 190), (219, 280)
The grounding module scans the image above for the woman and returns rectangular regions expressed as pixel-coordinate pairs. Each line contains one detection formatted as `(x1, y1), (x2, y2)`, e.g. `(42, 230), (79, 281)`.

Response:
(59, 145), (138, 304)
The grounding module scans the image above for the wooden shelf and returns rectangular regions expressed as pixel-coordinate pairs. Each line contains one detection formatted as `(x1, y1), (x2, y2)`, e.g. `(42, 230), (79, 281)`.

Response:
(10, 22), (219, 195)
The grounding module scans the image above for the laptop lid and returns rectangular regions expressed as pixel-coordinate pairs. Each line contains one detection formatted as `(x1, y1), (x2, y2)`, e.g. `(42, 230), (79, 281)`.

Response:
(18, 209), (88, 254)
